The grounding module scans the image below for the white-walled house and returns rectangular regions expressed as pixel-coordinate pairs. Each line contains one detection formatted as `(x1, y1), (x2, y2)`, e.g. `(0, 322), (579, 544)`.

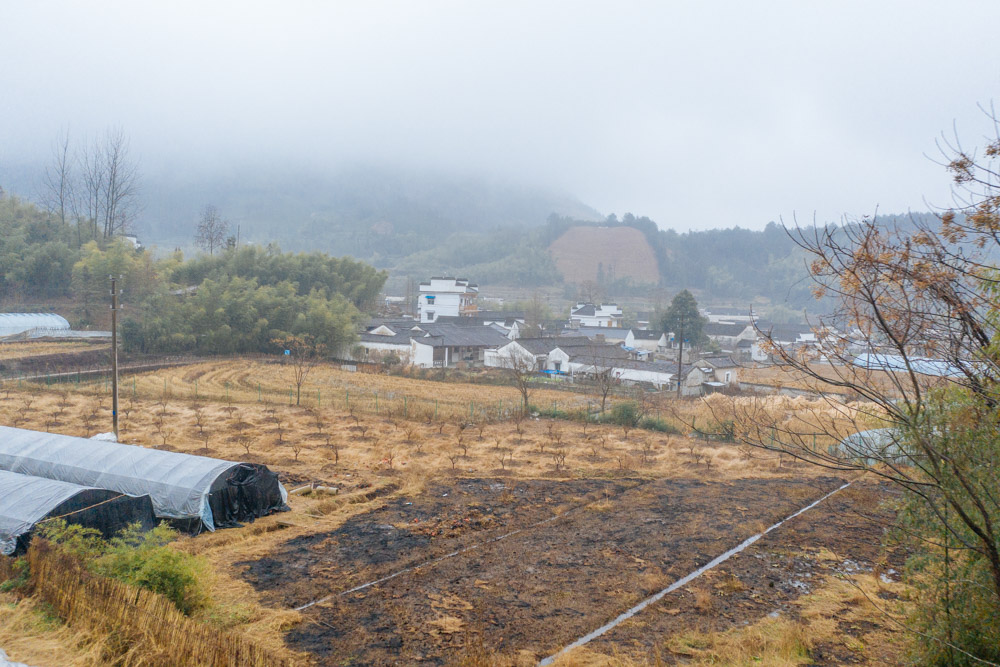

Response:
(569, 303), (623, 328)
(626, 329), (668, 353)
(418, 278), (479, 323)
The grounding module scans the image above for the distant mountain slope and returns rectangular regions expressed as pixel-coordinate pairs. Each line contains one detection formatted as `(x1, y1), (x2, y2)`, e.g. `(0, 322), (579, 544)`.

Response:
(139, 164), (603, 260)
(548, 225), (659, 284)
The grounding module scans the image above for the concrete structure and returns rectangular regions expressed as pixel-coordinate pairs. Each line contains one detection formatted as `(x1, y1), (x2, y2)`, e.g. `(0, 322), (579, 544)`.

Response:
(569, 303), (623, 328)
(418, 278), (479, 323)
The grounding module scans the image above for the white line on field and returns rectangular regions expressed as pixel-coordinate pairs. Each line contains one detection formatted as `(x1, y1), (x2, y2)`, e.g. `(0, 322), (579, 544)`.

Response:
(538, 481), (853, 666)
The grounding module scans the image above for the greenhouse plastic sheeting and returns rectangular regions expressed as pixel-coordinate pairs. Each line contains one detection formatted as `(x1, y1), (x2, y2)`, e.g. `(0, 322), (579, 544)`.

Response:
(834, 427), (908, 465)
(0, 426), (283, 532)
(0, 469), (155, 556)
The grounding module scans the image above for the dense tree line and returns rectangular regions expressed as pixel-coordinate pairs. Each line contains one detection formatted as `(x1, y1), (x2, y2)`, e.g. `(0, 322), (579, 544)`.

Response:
(0, 191), (385, 356)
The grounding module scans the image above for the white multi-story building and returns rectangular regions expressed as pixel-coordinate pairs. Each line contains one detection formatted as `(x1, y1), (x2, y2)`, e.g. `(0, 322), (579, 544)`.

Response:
(417, 277), (479, 323)
(569, 303), (623, 328)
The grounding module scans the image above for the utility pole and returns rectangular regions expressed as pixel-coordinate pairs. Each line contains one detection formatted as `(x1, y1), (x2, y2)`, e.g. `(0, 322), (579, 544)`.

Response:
(675, 311), (685, 399)
(110, 276), (120, 439)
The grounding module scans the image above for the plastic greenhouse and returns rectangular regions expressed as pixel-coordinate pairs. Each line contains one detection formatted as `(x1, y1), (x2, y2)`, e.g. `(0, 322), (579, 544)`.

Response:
(833, 428), (908, 465)
(0, 469), (156, 555)
(0, 313), (70, 338)
(0, 427), (289, 533)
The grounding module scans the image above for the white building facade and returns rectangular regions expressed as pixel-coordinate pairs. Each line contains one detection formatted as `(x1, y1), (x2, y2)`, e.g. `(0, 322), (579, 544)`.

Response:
(418, 278), (479, 323)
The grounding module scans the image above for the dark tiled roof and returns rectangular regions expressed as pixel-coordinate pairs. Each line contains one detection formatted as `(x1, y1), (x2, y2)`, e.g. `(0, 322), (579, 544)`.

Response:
(571, 304), (596, 316)
(756, 323), (815, 342)
(570, 327), (630, 341)
(614, 359), (676, 373)
(566, 345), (632, 363)
(359, 330), (413, 345)
(701, 355), (740, 369)
(632, 330), (664, 340)
(508, 337), (563, 355)
(704, 322), (751, 337)
(412, 323), (510, 348)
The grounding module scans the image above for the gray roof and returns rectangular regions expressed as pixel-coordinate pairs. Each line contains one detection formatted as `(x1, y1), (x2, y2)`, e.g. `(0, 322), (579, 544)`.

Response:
(359, 330), (413, 345)
(613, 359), (676, 373)
(412, 323), (510, 348)
(569, 327), (631, 341)
(632, 329), (664, 340)
(567, 345), (632, 363)
(756, 323), (816, 342)
(702, 355), (740, 369)
(704, 321), (750, 337)
(510, 337), (564, 355)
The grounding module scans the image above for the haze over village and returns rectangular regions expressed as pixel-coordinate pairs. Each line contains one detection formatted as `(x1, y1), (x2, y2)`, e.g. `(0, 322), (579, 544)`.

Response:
(1, 3), (999, 666)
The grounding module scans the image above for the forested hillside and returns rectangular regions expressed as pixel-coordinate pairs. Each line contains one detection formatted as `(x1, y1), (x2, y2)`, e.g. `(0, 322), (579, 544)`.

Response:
(0, 192), (385, 355)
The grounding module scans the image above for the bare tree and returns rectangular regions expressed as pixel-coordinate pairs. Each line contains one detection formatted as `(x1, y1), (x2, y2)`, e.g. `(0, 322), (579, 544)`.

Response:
(79, 127), (141, 239)
(584, 346), (619, 412)
(195, 204), (230, 255)
(42, 128), (75, 227)
(273, 334), (325, 406)
(716, 112), (1000, 663)
(497, 346), (537, 413)
(99, 127), (140, 238)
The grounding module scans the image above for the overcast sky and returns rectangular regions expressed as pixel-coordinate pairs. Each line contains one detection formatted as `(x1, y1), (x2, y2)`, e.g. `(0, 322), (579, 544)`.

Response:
(3, 1), (1000, 231)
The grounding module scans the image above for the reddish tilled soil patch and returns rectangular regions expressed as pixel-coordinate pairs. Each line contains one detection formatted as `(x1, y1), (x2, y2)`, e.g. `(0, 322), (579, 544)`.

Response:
(240, 475), (848, 665)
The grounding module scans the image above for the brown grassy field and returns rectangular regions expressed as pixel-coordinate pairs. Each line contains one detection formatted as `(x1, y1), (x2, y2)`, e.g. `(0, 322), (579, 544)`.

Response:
(0, 359), (909, 666)
(0, 340), (102, 361)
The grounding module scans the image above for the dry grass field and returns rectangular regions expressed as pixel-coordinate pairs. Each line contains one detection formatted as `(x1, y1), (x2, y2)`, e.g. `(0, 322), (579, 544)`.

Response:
(0, 358), (910, 665)
(0, 340), (100, 361)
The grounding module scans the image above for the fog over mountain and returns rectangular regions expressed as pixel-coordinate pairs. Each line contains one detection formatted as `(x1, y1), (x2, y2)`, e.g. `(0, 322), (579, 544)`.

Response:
(3, 2), (1000, 237)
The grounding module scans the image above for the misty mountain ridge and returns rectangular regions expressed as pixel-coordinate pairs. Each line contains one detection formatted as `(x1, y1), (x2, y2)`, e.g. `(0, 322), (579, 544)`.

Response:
(138, 164), (603, 257)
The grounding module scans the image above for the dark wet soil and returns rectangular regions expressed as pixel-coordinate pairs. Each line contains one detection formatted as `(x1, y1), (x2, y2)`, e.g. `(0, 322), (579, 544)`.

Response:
(584, 481), (904, 665)
(239, 475), (851, 665)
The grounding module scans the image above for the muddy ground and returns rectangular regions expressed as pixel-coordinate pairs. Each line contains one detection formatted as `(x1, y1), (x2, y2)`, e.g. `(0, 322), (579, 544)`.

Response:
(582, 481), (904, 665)
(239, 475), (861, 665)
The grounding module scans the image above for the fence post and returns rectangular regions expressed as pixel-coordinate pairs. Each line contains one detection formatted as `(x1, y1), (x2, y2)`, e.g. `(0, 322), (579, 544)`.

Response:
(225, 382), (229, 401)
(403, 396), (408, 417)
(375, 391), (378, 414)
(434, 399), (438, 419)
(346, 390), (349, 411)
(470, 401), (473, 419)
(194, 379), (198, 398)
(257, 383), (261, 401)
(318, 389), (321, 409)
(289, 388), (293, 405)
(132, 378), (136, 398)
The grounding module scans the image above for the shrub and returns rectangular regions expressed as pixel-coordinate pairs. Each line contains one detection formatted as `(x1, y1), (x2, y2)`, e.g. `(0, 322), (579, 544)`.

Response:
(605, 401), (640, 427)
(35, 520), (208, 615)
(639, 416), (680, 434)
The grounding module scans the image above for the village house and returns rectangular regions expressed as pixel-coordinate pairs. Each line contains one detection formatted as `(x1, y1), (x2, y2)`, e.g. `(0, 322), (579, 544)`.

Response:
(703, 321), (757, 350)
(677, 356), (741, 396)
(569, 303), (623, 328)
(354, 318), (509, 368)
(417, 277), (479, 323)
(626, 329), (668, 353)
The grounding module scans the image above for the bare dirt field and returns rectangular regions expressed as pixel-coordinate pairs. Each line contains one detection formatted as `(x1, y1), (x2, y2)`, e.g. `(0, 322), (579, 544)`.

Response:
(0, 357), (909, 666)
(548, 226), (659, 285)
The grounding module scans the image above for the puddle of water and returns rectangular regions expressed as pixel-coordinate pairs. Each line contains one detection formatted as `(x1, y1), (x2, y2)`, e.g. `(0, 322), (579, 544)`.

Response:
(538, 482), (851, 666)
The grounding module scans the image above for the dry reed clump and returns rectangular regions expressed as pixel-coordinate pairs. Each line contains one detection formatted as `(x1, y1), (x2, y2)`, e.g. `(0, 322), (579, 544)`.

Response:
(25, 539), (297, 667)
(664, 616), (813, 666)
(0, 592), (105, 667)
